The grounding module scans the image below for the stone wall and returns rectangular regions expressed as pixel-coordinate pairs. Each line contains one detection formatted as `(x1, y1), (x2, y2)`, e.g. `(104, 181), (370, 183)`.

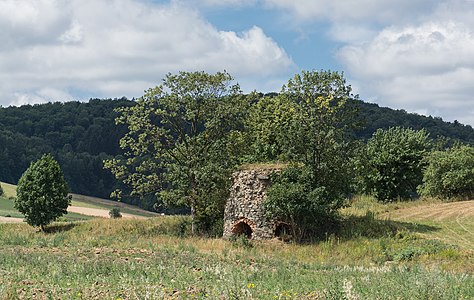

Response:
(223, 167), (280, 240)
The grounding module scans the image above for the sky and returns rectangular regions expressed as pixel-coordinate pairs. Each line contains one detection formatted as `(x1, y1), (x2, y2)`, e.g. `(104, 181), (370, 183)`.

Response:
(1, 0), (474, 126)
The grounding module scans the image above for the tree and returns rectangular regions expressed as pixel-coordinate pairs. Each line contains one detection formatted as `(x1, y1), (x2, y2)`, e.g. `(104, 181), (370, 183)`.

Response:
(419, 145), (474, 200)
(104, 71), (247, 234)
(15, 154), (71, 231)
(254, 70), (357, 239)
(359, 127), (430, 201)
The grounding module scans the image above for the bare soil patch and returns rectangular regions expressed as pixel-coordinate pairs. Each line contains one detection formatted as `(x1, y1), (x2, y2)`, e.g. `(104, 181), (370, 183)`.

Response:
(0, 216), (23, 223)
(67, 206), (147, 219)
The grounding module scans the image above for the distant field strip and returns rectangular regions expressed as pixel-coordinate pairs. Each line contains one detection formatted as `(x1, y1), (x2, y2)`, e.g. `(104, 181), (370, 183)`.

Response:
(386, 200), (474, 249)
(67, 206), (146, 219)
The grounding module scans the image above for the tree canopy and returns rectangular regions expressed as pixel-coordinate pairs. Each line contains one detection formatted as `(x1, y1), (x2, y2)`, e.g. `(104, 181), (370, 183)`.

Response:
(419, 145), (474, 200)
(358, 127), (430, 202)
(104, 71), (247, 233)
(250, 70), (357, 239)
(15, 154), (71, 230)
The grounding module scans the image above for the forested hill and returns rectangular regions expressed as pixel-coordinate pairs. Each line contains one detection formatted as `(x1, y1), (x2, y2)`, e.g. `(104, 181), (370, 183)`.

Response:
(351, 100), (474, 143)
(0, 97), (473, 200)
(0, 98), (133, 198)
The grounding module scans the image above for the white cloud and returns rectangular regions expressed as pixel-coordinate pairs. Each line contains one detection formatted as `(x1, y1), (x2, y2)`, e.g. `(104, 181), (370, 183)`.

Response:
(263, 0), (439, 25)
(0, 0), (294, 107)
(199, 0), (257, 7)
(338, 22), (474, 125)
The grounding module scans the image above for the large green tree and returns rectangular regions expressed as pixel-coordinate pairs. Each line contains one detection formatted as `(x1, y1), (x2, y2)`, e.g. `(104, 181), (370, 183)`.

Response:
(252, 70), (357, 239)
(359, 127), (430, 201)
(105, 71), (246, 234)
(419, 145), (474, 200)
(15, 154), (71, 231)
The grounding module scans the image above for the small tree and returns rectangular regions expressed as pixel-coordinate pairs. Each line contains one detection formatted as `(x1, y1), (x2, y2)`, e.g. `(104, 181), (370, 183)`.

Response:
(359, 127), (430, 201)
(15, 154), (71, 231)
(104, 71), (247, 234)
(419, 145), (474, 200)
(254, 70), (357, 240)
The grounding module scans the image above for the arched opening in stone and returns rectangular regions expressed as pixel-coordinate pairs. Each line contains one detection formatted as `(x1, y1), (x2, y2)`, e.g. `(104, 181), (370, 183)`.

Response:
(274, 222), (293, 240)
(232, 221), (253, 239)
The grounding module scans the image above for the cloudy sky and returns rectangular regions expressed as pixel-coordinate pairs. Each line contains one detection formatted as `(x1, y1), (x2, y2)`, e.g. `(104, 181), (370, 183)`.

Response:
(1, 0), (474, 126)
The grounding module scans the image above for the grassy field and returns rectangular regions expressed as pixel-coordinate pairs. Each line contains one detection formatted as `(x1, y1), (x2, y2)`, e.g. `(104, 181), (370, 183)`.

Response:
(0, 181), (157, 220)
(0, 197), (473, 299)
(0, 196), (94, 221)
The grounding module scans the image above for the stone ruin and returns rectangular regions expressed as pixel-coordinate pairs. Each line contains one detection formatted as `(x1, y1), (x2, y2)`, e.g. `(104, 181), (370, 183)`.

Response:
(223, 167), (292, 240)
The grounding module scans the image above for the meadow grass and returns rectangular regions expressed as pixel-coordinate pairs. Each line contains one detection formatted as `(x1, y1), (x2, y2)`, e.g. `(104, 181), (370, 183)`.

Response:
(0, 182), (17, 198)
(1, 181), (156, 218)
(0, 213), (472, 299)
(0, 196), (23, 218)
(0, 196), (93, 221)
(70, 194), (157, 217)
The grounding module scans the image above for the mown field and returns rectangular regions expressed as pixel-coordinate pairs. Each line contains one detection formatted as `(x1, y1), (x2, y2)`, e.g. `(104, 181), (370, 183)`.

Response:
(0, 196), (473, 299)
(0, 181), (157, 221)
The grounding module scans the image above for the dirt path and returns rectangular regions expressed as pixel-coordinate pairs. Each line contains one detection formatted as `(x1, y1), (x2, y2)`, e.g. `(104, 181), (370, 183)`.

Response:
(67, 206), (147, 219)
(0, 216), (23, 223)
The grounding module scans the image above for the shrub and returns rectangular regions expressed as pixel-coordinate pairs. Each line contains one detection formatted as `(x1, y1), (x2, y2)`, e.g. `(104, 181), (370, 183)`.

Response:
(109, 208), (122, 219)
(359, 127), (430, 201)
(0, 183), (3, 197)
(419, 145), (474, 200)
(15, 154), (71, 231)
(265, 165), (345, 241)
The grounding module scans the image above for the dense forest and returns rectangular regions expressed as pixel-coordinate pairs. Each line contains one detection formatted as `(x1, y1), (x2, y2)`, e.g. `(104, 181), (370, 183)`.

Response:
(0, 98), (133, 199)
(0, 96), (473, 207)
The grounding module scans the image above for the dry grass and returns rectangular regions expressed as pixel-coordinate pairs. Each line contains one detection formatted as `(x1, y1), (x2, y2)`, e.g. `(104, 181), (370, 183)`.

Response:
(0, 181), (17, 198)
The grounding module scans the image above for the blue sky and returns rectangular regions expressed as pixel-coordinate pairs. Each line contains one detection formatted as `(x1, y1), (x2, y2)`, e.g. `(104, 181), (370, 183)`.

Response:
(1, 0), (474, 126)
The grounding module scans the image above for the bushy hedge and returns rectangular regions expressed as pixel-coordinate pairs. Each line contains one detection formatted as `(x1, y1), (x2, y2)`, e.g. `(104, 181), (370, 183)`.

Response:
(419, 145), (474, 200)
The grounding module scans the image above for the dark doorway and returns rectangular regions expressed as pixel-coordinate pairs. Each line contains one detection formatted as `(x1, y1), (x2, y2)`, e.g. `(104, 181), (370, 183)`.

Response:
(232, 221), (253, 239)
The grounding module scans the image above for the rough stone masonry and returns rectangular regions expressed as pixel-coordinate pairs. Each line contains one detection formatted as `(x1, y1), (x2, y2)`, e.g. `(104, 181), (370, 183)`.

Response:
(223, 167), (283, 240)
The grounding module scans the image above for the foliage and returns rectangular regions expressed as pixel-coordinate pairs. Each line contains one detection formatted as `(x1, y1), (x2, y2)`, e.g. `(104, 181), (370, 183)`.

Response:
(0, 93), (473, 204)
(0, 99), (132, 199)
(352, 100), (474, 145)
(359, 127), (430, 202)
(419, 145), (474, 200)
(108, 208), (122, 219)
(104, 71), (247, 233)
(265, 165), (343, 240)
(253, 70), (356, 239)
(0, 183), (3, 196)
(14, 154), (71, 230)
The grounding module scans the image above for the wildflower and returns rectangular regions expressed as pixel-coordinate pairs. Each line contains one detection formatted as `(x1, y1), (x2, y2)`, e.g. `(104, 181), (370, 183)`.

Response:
(247, 283), (255, 289)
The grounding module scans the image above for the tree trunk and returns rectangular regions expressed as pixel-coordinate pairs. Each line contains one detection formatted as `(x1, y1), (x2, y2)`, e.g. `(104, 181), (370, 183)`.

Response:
(190, 204), (196, 235)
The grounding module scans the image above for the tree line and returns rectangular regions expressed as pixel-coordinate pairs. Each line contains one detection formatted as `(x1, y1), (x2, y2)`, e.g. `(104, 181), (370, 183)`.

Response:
(105, 70), (474, 239)
(1, 72), (473, 218)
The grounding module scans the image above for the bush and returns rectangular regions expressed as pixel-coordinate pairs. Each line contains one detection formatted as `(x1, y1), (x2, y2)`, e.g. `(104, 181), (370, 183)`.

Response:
(265, 165), (345, 241)
(109, 208), (122, 219)
(0, 183), (3, 197)
(419, 145), (474, 200)
(15, 154), (71, 231)
(359, 127), (430, 201)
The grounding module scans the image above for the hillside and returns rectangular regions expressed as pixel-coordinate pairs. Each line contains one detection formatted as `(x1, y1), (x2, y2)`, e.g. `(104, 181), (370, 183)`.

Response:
(0, 181), (158, 223)
(1, 97), (473, 203)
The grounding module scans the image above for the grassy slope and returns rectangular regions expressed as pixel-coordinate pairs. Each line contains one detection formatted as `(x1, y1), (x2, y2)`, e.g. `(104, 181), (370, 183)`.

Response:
(343, 196), (474, 250)
(0, 198), (473, 299)
(0, 181), (157, 219)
